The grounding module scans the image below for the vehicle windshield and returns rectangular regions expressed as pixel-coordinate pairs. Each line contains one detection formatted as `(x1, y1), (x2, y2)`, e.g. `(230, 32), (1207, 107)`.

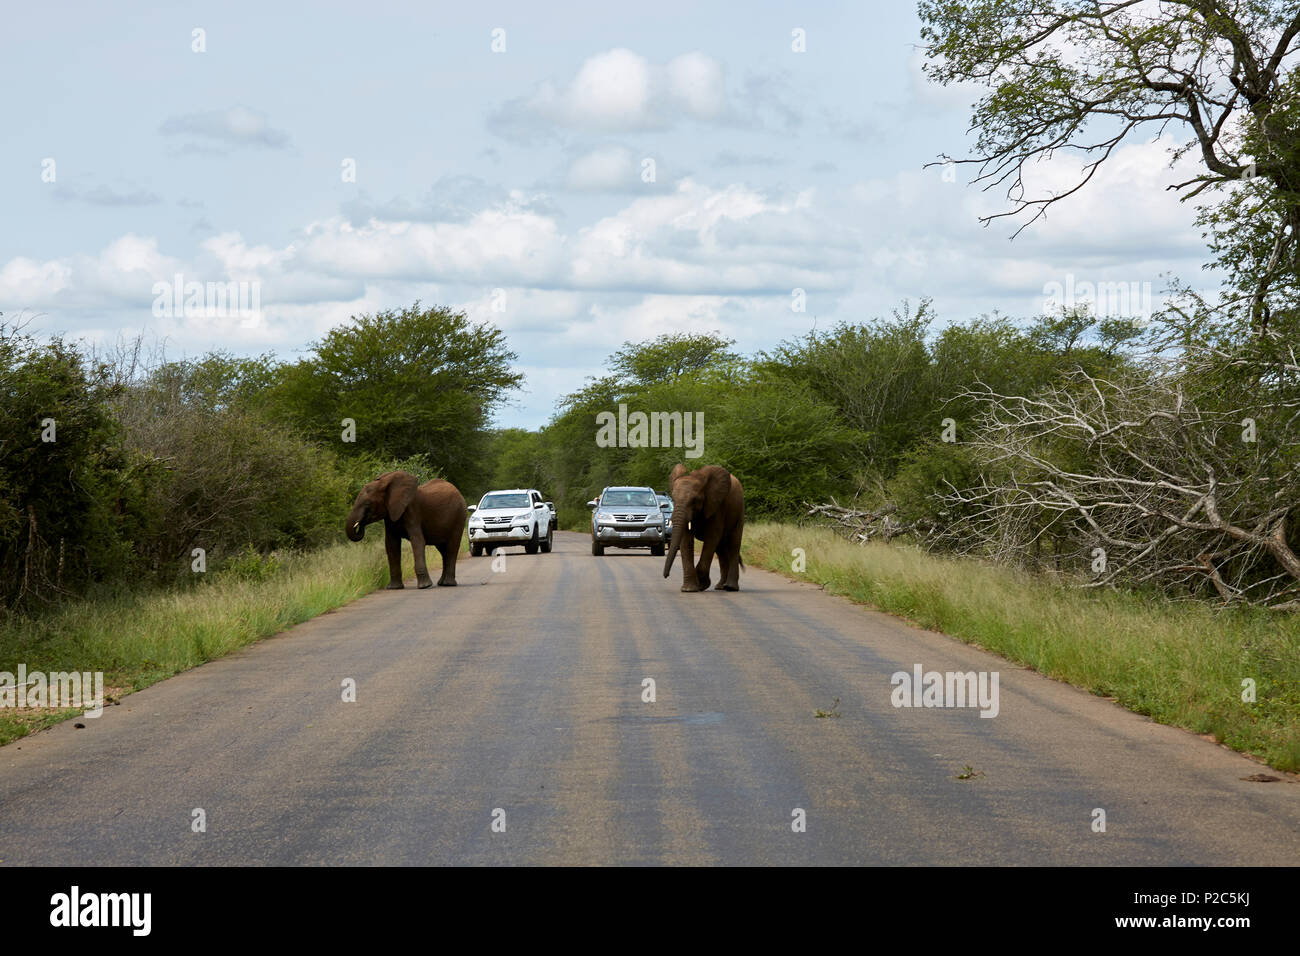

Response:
(480, 493), (531, 510)
(601, 490), (658, 508)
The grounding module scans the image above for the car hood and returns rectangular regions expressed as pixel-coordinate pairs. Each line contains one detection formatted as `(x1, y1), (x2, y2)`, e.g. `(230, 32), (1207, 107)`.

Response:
(473, 507), (530, 519)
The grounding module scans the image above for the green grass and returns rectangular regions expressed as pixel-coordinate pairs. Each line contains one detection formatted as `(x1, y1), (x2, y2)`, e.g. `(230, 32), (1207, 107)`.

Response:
(0, 540), (423, 746)
(743, 522), (1300, 772)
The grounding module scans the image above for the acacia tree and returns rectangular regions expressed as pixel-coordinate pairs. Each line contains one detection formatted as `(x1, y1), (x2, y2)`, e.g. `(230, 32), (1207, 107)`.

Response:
(919, 0), (1300, 334)
(608, 332), (739, 385)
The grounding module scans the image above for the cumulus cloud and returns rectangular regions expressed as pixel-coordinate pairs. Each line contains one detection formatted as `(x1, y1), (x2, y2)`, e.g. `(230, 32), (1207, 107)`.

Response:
(565, 145), (659, 192)
(490, 48), (732, 139)
(567, 180), (854, 293)
(296, 178), (854, 295)
(0, 235), (179, 310)
(0, 256), (73, 305)
(840, 135), (1214, 321)
(2, 178), (856, 341)
(159, 106), (291, 149)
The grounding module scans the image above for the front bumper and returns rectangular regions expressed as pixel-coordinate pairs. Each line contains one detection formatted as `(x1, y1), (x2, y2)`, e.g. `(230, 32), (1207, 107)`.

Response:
(593, 524), (664, 546)
(470, 526), (533, 543)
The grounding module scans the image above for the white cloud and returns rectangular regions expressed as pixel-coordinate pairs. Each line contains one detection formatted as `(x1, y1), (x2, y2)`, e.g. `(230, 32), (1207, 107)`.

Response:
(3, 179), (855, 361)
(0, 257), (72, 304)
(566, 146), (641, 192)
(490, 48), (731, 137)
(837, 134), (1216, 324)
(565, 48), (655, 127)
(295, 208), (568, 286)
(666, 52), (726, 120)
(0, 235), (180, 309)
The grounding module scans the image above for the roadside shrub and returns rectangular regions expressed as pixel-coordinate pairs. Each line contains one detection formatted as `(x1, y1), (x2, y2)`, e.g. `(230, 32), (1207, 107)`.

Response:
(216, 544), (283, 582)
(0, 322), (137, 611)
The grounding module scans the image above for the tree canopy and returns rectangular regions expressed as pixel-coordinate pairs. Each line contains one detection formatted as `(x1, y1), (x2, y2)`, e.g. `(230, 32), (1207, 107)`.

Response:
(919, 0), (1300, 334)
(269, 303), (522, 487)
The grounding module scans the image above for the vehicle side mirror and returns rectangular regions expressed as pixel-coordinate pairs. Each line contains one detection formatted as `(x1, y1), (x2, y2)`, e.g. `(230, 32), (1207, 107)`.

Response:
(660, 502), (670, 510)
(587, 499), (599, 509)
(467, 505), (477, 513)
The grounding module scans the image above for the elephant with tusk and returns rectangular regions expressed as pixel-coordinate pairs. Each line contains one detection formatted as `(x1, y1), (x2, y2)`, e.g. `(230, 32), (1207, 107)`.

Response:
(663, 463), (745, 592)
(345, 470), (466, 589)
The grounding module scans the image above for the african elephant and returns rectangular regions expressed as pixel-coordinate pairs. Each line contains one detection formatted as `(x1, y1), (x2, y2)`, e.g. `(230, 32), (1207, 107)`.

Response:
(344, 471), (466, 589)
(663, 463), (745, 592)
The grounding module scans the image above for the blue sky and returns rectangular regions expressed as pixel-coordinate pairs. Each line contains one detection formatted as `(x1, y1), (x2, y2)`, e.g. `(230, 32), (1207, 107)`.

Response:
(2, 1), (1211, 427)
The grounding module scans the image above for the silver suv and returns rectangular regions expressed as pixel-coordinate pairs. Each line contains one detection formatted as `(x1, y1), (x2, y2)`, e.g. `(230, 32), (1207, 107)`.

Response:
(589, 486), (668, 556)
(657, 494), (674, 542)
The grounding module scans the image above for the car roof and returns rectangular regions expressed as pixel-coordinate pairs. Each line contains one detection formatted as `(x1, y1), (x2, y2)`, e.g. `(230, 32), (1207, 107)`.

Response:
(602, 486), (655, 493)
(481, 488), (536, 496)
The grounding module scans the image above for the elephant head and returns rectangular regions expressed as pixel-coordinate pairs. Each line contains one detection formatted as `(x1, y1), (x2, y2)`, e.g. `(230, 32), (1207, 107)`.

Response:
(345, 471), (418, 541)
(663, 463), (732, 578)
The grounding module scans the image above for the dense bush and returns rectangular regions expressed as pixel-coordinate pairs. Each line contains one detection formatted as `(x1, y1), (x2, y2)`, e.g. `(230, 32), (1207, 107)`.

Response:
(503, 307), (1147, 529)
(7, 291), (1291, 614)
(0, 322), (135, 609)
(0, 301), (511, 614)
(113, 358), (354, 581)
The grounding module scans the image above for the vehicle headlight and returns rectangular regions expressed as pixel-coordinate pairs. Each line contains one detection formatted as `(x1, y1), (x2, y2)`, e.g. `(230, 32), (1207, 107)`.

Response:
(597, 511), (613, 523)
(512, 512), (531, 524)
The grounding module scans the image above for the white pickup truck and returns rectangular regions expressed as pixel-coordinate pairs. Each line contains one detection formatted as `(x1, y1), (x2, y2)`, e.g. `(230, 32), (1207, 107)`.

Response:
(467, 488), (555, 556)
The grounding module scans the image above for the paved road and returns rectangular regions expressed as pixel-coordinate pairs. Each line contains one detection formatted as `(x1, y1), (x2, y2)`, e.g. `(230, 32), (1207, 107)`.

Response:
(1, 532), (1296, 865)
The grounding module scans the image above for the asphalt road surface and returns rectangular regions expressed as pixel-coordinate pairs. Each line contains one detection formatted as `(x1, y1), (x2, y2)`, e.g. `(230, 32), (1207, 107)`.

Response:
(1, 532), (1297, 865)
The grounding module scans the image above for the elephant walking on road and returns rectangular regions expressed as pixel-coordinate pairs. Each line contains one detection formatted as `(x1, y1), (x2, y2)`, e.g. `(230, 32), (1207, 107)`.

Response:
(663, 463), (745, 592)
(345, 471), (466, 589)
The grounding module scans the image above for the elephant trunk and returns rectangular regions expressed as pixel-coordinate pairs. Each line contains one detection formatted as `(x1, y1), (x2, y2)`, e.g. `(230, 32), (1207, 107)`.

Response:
(663, 509), (687, 578)
(345, 504), (367, 542)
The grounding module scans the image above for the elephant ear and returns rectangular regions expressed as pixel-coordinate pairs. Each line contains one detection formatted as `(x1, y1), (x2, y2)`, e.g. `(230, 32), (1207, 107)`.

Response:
(381, 471), (419, 522)
(669, 463), (688, 486)
(700, 467), (731, 519)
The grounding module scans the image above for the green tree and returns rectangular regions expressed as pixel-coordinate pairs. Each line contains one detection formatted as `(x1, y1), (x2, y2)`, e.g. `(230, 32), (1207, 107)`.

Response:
(759, 301), (936, 475)
(609, 332), (739, 385)
(0, 322), (135, 609)
(270, 303), (522, 488)
(919, 0), (1300, 336)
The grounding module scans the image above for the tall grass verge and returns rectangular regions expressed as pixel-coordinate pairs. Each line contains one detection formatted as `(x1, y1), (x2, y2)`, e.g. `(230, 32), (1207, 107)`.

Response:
(744, 523), (1300, 772)
(0, 540), (423, 745)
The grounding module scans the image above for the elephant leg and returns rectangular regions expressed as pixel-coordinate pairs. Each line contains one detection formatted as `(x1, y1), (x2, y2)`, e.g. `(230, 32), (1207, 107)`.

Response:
(720, 525), (742, 590)
(719, 544), (740, 590)
(384, 529), (404, 589)
(409, 529), (433, 589)
(679, 533), (702, 592)
(717, 551), (731, 590)
(695, 536), (719, 592)
(435, 538), (457, 586)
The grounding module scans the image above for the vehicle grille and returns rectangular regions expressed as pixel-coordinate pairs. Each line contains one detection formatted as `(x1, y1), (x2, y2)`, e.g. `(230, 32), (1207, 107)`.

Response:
(612, 513), (649, 521)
